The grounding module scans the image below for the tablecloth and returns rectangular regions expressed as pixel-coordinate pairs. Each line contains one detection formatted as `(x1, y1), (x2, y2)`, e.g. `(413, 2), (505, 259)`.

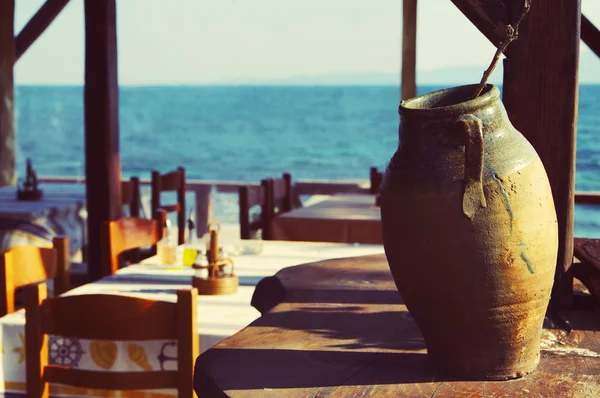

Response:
(0, 240), (384, 396)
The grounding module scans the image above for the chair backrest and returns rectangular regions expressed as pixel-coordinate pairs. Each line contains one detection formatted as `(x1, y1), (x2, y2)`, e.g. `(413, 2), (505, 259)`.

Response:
(102, 210), (166, 277)
(151, 167), (186, 245)
(269, 172), (294, 215)
(0, 236), (70, 317)
(260, 173), (295, 241)
(370, 167), (383, 194)
(238, 180), (269, 240)
(121, 176), (141, 217)
(25, 283), (198, 398)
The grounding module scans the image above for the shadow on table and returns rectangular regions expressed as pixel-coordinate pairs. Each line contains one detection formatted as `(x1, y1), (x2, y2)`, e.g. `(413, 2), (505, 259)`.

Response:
(251, 275), (403, 314)
(254, 306), (422, 351)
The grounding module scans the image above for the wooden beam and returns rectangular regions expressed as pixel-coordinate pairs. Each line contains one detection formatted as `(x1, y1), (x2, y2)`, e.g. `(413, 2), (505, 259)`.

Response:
(450, 0), (513, 48)
(401, 0), (417, 100)
(14, 0), (70, 63)
(84, 0), (121, 281)
(502, 0), (580, 314)
(0, 0), (16, 186)
(581, 14), (600, 59)
(575, 192), (600, 205)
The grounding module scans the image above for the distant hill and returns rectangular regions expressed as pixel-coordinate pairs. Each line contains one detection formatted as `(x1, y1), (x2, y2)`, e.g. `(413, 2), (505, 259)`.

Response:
(419, 51), (599, 85)
(223, 50), (599, 85)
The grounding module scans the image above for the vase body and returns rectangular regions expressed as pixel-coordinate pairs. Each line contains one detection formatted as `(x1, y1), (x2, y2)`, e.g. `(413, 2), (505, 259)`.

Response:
(380, 84), (558, 380)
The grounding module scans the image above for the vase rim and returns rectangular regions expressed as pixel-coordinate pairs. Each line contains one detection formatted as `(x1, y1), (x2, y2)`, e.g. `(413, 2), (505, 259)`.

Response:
(399, 84), (499, 117)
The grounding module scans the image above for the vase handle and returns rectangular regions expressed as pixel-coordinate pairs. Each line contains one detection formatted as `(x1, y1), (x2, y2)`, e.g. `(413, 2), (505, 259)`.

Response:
(456, 114), (487, 220)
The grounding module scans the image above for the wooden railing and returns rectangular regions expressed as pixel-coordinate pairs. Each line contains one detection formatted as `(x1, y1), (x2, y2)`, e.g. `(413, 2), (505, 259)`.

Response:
(38, 174), (600, 238)
(38, 175), (371, 235)
(574, 192), (600, 205)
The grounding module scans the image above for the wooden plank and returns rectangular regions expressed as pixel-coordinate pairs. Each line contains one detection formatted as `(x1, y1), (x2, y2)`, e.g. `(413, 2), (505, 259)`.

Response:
(575, 192), (600, 205)
(582, 14), (600, 59)
(0, 0), (16, 187)
(195, 255), (600, 396)
(502, 0), (580, 313)
(83, 0), (121, 282)
(401, 0), (417, 100)
(14, 0), (70, 63)
(449, 0), (513, 47)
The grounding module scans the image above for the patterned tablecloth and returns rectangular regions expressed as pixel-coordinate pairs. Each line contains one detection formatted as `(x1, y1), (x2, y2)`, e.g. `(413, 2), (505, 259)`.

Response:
(0, 240), (385, 397)
(0, 184), (87, 259)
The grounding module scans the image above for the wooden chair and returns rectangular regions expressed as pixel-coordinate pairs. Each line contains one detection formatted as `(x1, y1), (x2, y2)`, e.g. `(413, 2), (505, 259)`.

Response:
(262, 173), (297, 239)
(101, 210), (166, 277)
(121, 176), (141, 217)
(0, 236), (70, 317)
(239, 180), (270, 240)
(269, 172), (294, 215)
(370, 167), (383, 194)
(151, 167), (186, 245)
(24, 283), (198, 398)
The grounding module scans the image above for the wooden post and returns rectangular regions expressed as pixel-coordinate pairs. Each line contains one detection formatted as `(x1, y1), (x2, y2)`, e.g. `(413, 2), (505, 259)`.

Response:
(194, 185), (213, 238)
(0, 0), (16, 187)
(84, 0), (122, 281)
(401, 0), (417, 100)
(503, 0), (581, 313)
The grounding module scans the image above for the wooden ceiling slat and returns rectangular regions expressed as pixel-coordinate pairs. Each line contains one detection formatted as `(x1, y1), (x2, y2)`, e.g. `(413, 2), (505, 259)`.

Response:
(449, 0), (514, 48)
(582, 15), (600, 59)
(14, 0), (70, 63)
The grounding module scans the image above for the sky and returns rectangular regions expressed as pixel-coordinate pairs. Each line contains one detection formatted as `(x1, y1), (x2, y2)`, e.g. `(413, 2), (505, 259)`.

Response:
(13, 0), (600, 85)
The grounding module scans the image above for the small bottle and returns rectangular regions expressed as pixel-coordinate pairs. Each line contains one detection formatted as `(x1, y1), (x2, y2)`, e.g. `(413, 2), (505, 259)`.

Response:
(157, 218), (177, 265)
(182, 209), (199, 267)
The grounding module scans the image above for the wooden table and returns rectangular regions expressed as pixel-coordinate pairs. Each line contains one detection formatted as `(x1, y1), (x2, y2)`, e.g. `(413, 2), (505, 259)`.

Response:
(271, 194), (382, 244)
(0, 240), (384, 397)
(194, 255), (600, 397)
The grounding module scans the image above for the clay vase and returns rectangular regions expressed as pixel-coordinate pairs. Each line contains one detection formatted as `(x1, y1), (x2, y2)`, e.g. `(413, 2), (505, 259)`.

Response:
(380, 84), (558, 381)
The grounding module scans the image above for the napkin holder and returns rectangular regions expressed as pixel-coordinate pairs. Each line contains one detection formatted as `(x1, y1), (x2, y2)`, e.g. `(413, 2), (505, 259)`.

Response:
(192, 223), (239, 295)
(17, 159), (43, 201)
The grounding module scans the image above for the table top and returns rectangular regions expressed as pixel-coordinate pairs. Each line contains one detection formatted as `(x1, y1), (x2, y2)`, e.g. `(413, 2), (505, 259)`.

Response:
(0, 240), (385, 397)
(280, 194), (380, 221)
(271, 194), (382, 244)
(194, 254), (600, 397)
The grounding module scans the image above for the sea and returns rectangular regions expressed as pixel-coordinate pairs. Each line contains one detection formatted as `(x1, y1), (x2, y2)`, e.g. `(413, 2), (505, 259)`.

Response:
(13, 84), (600, 237)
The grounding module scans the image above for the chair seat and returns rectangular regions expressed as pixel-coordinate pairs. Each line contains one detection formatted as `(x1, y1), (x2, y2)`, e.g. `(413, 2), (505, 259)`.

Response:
(573, 237), (600, 308)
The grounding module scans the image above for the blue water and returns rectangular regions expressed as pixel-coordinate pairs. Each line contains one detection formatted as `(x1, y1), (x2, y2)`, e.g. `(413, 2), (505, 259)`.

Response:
(14, 84), (600, 236)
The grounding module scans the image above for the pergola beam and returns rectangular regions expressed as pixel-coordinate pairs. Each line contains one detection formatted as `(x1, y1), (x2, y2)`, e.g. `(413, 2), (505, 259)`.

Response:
(581, 14), (600, 59)
(84, 0), (122, 281)
(0, 0), (16, 187)
(14, 0), (70, 63)
(449, 0), (513, 48)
